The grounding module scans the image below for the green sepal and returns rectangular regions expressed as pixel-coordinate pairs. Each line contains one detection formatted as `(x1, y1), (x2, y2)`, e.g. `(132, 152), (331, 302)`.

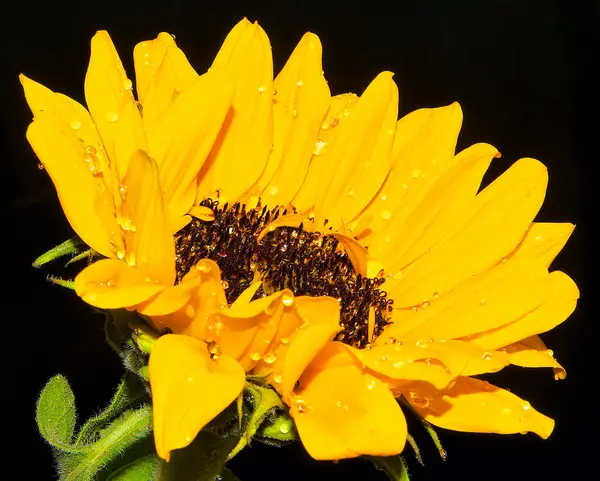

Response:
(65, 249), (94, 266)
(256, 409), (297, 446)
(32, 237), (82, 267)
(228, 383), (286, 459)
(75, 372), (148, 447)
(405, 434), (424, 465)
(36, 374), (77, 451)
(47, 275), (76, 290)
(421, 420), (447, 460)
(156, 406), (241, 481)
(106, 454), (160, 481)
(368, 455), (410, 481)
(131, 323), (158, 355)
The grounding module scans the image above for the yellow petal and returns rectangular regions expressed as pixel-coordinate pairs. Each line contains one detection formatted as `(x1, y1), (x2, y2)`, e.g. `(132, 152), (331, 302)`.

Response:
(156, 260), (227, 333)
(260, 33), (330, 206)
(315, 72), (398, 227)
(389, 158), (548, 307)
(291, 364), (407, 460)
(508, 222), (575, 268)
(385, 257), (549, 342)
(465, 270), (579, 350)
(254, 296), (341, 403)
(147, 70), (233, 221)
(75, 258), (163, 308)
(120, 151), (175, 286)
(356, 103), (463, 262)
(138, 269), (202, 317)
(196, 19), (273, 204)
(383, 143), (499, 274)
(503, 335), (566, 380)
(84, 31), (146, 178)
(409, 377), (554, 439)
(329, 233), (368, 277)
(348, 343), (455, 390)
(149, 334), (245, 461)
(292, 93), (359, 212)
(134, 32), (199, 125)
(25, 117), (116, 258)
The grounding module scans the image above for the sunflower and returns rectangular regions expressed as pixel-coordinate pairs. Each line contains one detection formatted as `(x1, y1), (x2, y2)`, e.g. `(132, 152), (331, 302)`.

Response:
(22, 18), (579, 464)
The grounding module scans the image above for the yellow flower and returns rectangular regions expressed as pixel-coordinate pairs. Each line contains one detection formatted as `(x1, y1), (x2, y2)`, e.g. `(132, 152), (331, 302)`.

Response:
(22, 18), (578, 462)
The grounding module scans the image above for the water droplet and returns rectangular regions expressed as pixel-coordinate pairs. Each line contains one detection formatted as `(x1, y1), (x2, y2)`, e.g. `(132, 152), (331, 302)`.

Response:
(294, 398), (309, 413)
(313, 139), (327, 155)
(70, 119), (81, 130)
(279, 423), (290, 434)
(123, 78), (133, 90)
(367, 379), (377, 390)
(263, 352), (277, 364)
(522, 401), (531, 411)
(409, 392), (430, 408)
(282, 293), (294, 307)
(501, 407), (512, 415)
(421, 300), (430, 309)
(207, 340), (221, 359)
(105, 112), (119, 122)
(273, 373), (283, 384)
(416, 339), (431, 348)
(119, 184), (128, 199)
(280, 337), (289, 345)
(480, 299), (487, 305)
(257, 85), (266, 93)
(347, 187), (356, 197)
(116, 250), (125, 260)
(268, 185), (278, 196)
(432, 292), (440, 299)
(250, 352), (261, 361)
(386, 337), (397, 344)
(84, 146), (103, 174)
(213, 320), (224, 330)
(292, 109), (299, 117)
(37, 163), (45, 170)
(411, 306), (418, 313)
(482, 352), (493, 361)
(411, 168), (422, 178)
(221, 280), (229, 289)
(380, 209), (392, 220)
(546, 349), (554, 357)
(186, 305), (196, 318)
(296, 80), (303, 87)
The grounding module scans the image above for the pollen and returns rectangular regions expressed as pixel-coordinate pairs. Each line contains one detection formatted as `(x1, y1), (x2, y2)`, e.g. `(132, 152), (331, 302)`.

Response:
(175, 200), (392, 348)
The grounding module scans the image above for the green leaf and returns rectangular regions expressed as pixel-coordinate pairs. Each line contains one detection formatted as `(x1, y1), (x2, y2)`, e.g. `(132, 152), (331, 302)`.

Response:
(75, 373), (148, 447)
(36, 375), (77, 450)
(368, 455), (410, 481)
(228, 383), (286, 459)
(106, 454), (160, 481)
(32, 237), (82, 267)
(60, 406), (153, 481)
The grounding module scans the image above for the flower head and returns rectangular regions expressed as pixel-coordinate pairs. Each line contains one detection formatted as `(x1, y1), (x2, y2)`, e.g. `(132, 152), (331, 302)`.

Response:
(23, 18), (578, 462)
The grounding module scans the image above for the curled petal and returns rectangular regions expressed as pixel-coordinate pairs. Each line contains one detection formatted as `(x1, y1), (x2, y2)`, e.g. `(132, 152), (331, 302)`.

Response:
(149, 334), (245, 461)
(502, 335), (566, 380)
(408, 377), (554, 439)
(75, 259), (163, 309)
(291, 364), (407, 460)
(254, 296), (341, 402)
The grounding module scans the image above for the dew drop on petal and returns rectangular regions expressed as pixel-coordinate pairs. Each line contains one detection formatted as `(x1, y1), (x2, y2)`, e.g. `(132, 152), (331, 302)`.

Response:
(280, 337), (289, 345)
(116, 249), (125, 260)
(123, 78), (133, 90)
(105, 112), (119, 122)
(313, 139), (327, 155)
(70, 119), (81, 130)
(37, 163), (45, 170)
(282, 293), (294, 307)
(257, 85), (266, 93)
(380, 209), (392, 220)
(482, 352), (493, 361)
(347, 187), (356, 197)
(262, 352), (277, 364)
(207, 340), (222, 359)
(421, 300), (430, 309)
(411, 168), (422, 178)
(268, 186), (278, 196)
(186, 305), (196, 318)
(250, 352), (261, 362)
(273, 373), (283, 384)
(296, 80), (303, 87)
(522, 401), (531, 411)
(221, 280), (229, 289)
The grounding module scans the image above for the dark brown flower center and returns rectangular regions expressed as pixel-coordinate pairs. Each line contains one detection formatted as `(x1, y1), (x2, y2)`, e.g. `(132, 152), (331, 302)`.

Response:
(174, 200), (392, 348)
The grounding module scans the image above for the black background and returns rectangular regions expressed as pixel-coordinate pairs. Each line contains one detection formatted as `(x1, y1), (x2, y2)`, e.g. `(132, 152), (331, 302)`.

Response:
(1, 1), (593, 480)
